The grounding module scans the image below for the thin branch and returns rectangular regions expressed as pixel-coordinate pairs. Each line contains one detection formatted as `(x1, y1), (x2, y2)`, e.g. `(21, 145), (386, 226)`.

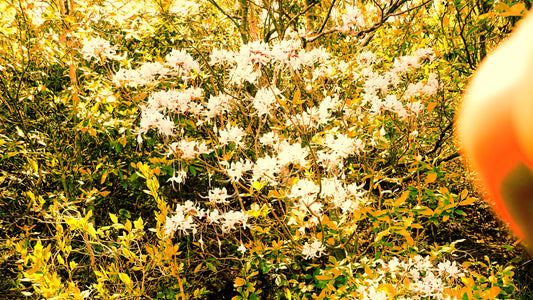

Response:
(371, 0), (384, 19)
(434, 152), (461, 165)
(427, 122), (453, 157)
(389, 0), (432, 18)
(205, 0), (243, 35)
(305, 28), (337, 44)
(316, 0), (337, 36)
(284, 1), (320, 35)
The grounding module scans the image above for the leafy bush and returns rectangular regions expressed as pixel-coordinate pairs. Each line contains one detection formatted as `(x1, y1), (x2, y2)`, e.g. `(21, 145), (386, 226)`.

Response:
(1, 0), (529, 299)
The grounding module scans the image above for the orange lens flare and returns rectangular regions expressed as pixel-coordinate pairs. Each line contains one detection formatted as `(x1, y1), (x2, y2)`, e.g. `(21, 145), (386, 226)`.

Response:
(457, 10), (533, 247)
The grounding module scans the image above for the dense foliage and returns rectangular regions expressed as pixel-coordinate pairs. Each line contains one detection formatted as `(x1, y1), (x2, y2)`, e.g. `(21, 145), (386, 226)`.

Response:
(1, 0), (532, 298)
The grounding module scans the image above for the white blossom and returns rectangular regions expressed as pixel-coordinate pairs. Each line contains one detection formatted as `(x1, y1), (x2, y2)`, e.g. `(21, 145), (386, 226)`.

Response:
(301, 238), (326, 259)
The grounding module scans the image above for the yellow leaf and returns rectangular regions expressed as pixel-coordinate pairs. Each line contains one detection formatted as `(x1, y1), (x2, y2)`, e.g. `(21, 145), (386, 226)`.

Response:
(125, 220), (132, 232)
(65, 217), (79, 229)
(443, 203), (456, 211)
(364, 265), (373, 276)
(375, 228), (390, 242)
(484, 286), (501, 298)
(442, 16), (449, 27)
(28, 158), (38, 173)
(106, 103), (114, 112)
(84, 210), (93, 221)
(119, 273), (132, 285)
(380, 283), (395, 295)
(134, 217), (144, 230)
(315, 275), (331, 281)
(34, 239), (43, 256)
(89, 128), (97, 137)
(153, 167), (161, 176)
(109, 213), (118, 224)
(416, 206), (434, 216)
(267, 190), (281, 198)
(397, 229), (414, 246)
(86, 223), (97, 239)
(234, 277), (246, 287)
(368, 209), (387, 218)
(411, 223), (423, 229)
(292, 88), (303, 105)
(426, 102), (437, 112)
(394, 191), (409, 207)
(194, 264), (203, 273)
(57, 254), (65, 266)
(500, 3), (526, 17)
(63, 15), (76, 24)
(252, 180), (266, 192)
(285, 289), (292, 300)
(425, 172), (437, 184)
(460, 189), (468, 200)
(27, 191), (35, 201)
(289, 177), (298, 185)
(100, 171), (108, 185)
(459, 197), (477, 206)
(122, 248), (136, 260)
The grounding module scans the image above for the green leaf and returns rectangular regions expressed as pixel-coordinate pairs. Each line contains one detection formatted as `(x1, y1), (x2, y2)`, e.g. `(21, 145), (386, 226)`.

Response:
(119, 209), (131, 219)
(206, 262), (217, 272)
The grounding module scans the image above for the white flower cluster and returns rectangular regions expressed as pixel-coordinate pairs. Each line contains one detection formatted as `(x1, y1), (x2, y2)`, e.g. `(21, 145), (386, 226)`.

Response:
(137, 86), (204, 140)
(220, 159), (254, 183)
(113, 48), (200, 87)
(164, 201), (250, 237)
(27, 1), (49, 27)
(168, 140), (211, 160)
(356, 255), (466, 299)
(208, 187), (230, 204)
(404, 72), (440, 99)
(337, 5), (366, 34)
(248, 140), (311, 186)
(287, 177), (367, 234)
(301, 238), (326, 259)
(205, 94), (234, 119)
(138, 108), (175, 137)
(147, 87), (203, 114)
(218, 123), (246, 147)
(166, 49), (200, 78)
(285, 95), (341, 128)
(320, 178), (367, 214)
(210, 40), (330, 85)
(289, 178), (322, 215)
(164, 200), (199, 236)
(357, 48), (440, 119)
(253, 87), (283, 117)
(127, 41), (441, 252)
(80, 36), (124, 63)
(168, 0), (199, 17)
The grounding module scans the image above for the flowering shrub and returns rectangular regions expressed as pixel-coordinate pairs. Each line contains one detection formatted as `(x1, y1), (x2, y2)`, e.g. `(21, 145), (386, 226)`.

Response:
(0, 0), (528, 298)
